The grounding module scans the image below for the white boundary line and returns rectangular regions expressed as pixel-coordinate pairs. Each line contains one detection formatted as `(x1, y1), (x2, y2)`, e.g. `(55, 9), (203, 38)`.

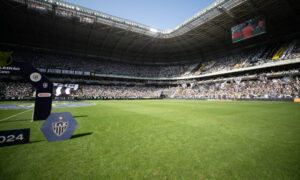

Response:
(0, 109), (33, 122)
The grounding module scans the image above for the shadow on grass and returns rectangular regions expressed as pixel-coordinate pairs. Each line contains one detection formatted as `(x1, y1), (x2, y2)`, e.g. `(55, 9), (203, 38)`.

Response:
(29, 140), (46, 144)
(0, 119), (31, 123)
(73, 115), (88, 118)
(71, 132), (93, 139)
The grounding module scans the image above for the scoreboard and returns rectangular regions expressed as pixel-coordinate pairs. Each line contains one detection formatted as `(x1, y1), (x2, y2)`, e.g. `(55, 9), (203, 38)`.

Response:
(231, 16), (266, 43)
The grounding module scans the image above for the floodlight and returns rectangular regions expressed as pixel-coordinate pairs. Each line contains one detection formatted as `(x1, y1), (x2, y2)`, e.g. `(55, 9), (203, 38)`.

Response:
(150, 28), (158, 33)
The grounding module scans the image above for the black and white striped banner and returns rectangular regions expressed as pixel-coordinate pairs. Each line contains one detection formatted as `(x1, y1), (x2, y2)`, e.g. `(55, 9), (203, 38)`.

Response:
(53, 83), (79, 96)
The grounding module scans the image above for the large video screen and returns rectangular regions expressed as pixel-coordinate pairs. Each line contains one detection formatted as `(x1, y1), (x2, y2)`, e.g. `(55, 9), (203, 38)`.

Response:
(231, 17), (266, 43)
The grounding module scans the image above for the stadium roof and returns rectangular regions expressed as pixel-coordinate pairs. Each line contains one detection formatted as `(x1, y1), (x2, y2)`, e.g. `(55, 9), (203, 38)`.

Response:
(1, 0), (300, 64)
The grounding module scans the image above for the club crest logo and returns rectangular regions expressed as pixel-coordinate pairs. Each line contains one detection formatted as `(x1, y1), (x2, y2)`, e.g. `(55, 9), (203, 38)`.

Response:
(30, 72), (42, 82)
(41, 112), (78, 142)
(52, 116), (68, 136)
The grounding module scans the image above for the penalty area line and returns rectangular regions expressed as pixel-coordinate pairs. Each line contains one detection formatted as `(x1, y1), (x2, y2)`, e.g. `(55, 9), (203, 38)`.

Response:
(0, 109), (33, 122)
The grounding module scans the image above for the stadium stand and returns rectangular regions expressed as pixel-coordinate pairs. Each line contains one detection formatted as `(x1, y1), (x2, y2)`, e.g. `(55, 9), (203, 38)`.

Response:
(177, 77), (300, 100)
(12, 49), (195, 78)
(0, 82), (33, 99)
(1, 0), (300, 102)
(8, 39), (300, 78)
(1, 68), (299, 100)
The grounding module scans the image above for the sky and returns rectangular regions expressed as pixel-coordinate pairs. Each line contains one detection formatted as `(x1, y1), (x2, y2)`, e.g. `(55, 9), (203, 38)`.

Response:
(63, 0), (216, 30)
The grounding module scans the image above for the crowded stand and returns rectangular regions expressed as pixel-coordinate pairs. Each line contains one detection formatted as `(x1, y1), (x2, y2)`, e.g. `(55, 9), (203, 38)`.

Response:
(1, 73), (299, 100)
(194, 40), (300, 75)
(178, 76), (300, 100)
(0, 82), (33, 98)
(74, 85), (163, 99)
(9, 39), (300, 78)
(0, 81), (164, 100)
(1, 40), (300, 101)
(13, 49), (192, 78)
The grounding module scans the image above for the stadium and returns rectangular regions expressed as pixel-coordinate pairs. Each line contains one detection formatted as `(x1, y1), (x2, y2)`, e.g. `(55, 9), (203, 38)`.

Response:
(0, 0), (300, 179)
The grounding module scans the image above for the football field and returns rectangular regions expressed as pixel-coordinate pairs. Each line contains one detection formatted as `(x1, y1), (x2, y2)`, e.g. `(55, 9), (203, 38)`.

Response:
(0, 100), (299, 180)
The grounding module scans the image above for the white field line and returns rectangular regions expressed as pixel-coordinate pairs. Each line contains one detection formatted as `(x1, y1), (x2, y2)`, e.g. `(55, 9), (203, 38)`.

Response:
(0, 109), (33, 122)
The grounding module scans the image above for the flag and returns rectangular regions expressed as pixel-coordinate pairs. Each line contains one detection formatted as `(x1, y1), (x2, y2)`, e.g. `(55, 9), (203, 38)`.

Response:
(190, 83), (195, 88)
(53, 83), (79, 96)
(234, 77), (242, 85)
(221, 81), (227, 89)
(281, 76), (291, 83)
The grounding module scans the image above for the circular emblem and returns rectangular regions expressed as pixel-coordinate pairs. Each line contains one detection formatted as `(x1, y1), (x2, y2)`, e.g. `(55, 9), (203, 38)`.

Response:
(30, 72), (42, 82)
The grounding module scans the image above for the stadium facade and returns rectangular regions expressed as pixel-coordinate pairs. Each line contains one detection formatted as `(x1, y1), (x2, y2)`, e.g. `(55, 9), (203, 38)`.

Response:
(0, 0), (300, 101)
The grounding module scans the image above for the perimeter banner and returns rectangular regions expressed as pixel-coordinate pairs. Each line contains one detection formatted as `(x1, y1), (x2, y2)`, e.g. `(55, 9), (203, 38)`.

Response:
(0, 129), (30, 147)
(294, 98), (300, 102)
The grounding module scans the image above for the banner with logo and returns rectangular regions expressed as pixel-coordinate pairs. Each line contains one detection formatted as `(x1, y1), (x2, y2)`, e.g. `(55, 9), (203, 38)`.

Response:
(40, 112), (78, 142)
(0, 129), (30, 147)
(0, 61), (53, 121)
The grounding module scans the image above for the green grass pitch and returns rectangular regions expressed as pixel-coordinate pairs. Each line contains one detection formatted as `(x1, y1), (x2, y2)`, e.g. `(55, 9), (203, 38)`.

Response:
(0, 100), (300, 180)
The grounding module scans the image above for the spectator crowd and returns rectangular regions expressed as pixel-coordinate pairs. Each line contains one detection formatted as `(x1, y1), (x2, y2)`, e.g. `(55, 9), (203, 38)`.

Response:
(1, 76), (299, 100)
(1, 40), (300, 100)
(0, 82), (33, 97)
(179, 77), (300, 99)
(74, 85), (163, 98)
(11, 40), (300, 78)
